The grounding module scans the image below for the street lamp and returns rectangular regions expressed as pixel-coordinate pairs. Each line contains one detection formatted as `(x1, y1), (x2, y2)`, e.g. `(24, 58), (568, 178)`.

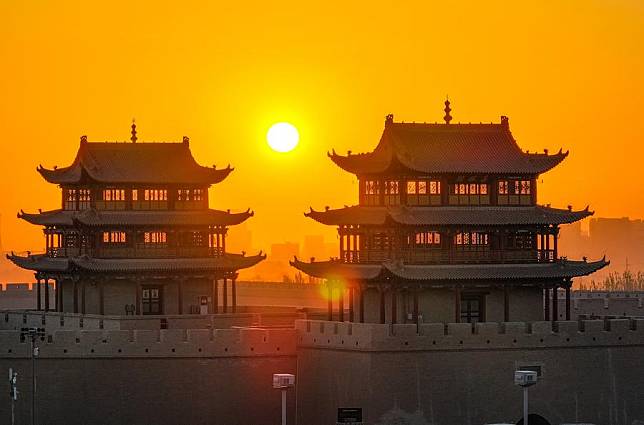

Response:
(272, 373), (295, 425)
(514, 370), (538, 425)
(9, 368), (18, 425)
(21, 327), (45, 425)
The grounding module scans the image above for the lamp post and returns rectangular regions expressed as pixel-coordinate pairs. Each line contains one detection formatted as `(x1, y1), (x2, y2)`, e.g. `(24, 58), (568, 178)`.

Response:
(514, 370), (538, 425)
(21, 327), (45, 425)
(272, 373), (295, 425)
(9, 368), (18, 425)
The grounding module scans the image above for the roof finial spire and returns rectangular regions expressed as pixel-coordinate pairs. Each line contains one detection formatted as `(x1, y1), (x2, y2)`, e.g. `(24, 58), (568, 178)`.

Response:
(130, 118), (138, 143)
(443, 96), (452, 124)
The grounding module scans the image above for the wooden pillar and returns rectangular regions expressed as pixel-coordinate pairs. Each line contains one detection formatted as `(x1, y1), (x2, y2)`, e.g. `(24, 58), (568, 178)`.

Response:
(212, 279), (219, 314)
(73, 279), (78, 314)
(391, 287), (397, 325)
(565, 284), (571, 320)
(81, 281), (86, 314)
(359, 286), (365, 323)
(379, 287), (386, 324)
(177, 280), (183, 315)
(338, 287), (344, 322)
(554, 228), (559, 260)
(54, 279), (59, 311)
(413, 289), (419, 326)
(56, 279), (63, 312)
(503, 285), (510, 322)
(99, 279), (105, 316)
(36, 278), (42, 311)
(232, 278), (237, 314)
(44, 278), (50, 312)
(454, 286), (461, 323)
(135, 282), (141, 315)
(545, 230), (551, 260)
(348, 286), (354, 322)
(327, 284), (333, 321)
(223, 278), (228, 313)
(544, 287), (550, 321)
(552, 284), (559, 322)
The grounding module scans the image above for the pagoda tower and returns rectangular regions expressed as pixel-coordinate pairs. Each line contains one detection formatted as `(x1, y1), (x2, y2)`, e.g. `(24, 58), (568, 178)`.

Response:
(9, 124), (264, 315)
(291, 103), (608, 324)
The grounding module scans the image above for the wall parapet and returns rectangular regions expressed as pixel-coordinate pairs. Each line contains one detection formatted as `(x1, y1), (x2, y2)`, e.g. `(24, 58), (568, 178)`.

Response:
(0, 310), (304, 332)
(0, 327), (297, 359)
(295, 319), (644, 352)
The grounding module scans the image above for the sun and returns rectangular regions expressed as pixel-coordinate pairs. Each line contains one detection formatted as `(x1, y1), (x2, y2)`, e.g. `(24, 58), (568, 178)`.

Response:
(267, 122), (299, 152)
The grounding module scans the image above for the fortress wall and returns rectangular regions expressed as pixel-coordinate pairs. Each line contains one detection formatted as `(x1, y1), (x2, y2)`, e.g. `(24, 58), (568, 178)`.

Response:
(295, 318), (644, 351)
(0, 327), (297, 425)
(295, 319), (644, 425)
(0, 310), (123, 331)
(0, 327), (297, 358)
(0, 310), (304, 332)
(561, 295), (644, 320)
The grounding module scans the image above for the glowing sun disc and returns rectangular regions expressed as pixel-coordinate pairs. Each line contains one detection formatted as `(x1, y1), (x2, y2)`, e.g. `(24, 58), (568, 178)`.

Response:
(267, 122), (299, 152)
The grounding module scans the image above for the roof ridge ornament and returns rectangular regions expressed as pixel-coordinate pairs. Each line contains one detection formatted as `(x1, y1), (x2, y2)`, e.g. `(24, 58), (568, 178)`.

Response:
(501, 115), (509, 128)
(130, 119), (138, 143)
(385, 114), (394, 126)
(443, 97), (452, 124)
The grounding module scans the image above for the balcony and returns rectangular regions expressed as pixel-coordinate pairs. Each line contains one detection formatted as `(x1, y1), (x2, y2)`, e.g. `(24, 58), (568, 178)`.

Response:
(46, 246), (224, 259)
(342, 248), (556, 265)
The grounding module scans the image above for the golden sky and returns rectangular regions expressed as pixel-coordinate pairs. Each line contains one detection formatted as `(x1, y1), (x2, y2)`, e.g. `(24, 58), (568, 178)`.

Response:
(1, 0), (643, 253)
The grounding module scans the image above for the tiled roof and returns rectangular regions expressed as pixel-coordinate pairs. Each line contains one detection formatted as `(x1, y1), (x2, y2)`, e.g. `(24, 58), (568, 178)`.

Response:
(18, 208), (253, 227)
(382, 258), (609, 281)
(37, 140), (232, 184)
(5, 254), (70, 272)
(7, 253), (265, 273)
(329, 119), (567, 175)
(290, 258), (382, 280)
(305, 205), (592, 226)
(290, 257), (609, 282)
(71, 254), (265, 273)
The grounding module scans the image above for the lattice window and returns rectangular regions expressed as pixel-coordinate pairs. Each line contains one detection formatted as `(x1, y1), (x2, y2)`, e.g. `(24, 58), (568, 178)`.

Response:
(144, 231), (167, 244)
(78, 189), (91, 210)
(144, 189), (168, 201)
(102, 231), (127, 243)
(365, 180), (379, 195)
(64, 189), (77, 210)
(362, 180), (381, 206)
(103, 189), (125, 201)
(412, 231), (441, 246)
(407, 180), (441, 205)
(454, 232), (489, 247)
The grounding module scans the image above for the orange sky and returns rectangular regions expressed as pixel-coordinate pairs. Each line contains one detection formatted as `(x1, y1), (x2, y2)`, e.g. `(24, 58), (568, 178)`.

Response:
(0, 0), (643, 255)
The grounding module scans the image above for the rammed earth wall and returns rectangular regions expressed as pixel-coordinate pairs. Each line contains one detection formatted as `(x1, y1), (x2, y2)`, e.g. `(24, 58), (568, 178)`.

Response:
(0, 311), (642, 425)
(295, 319), (644, 425)
(0, 327), (297, 425)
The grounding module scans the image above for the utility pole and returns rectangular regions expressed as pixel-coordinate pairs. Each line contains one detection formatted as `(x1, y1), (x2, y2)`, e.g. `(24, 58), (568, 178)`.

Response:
(9, 368), (18, 425)
(21, 327), (45, 425)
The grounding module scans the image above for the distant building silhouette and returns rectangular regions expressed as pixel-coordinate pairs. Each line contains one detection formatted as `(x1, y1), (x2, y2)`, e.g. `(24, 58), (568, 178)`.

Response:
(271, 242), (300, 262)
(560, 217), (644, 280)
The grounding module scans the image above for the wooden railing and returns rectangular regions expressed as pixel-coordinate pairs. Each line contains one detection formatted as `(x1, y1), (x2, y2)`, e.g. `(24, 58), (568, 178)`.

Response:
(342, 249), (556, 265)
(47, 246), (224, 259)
